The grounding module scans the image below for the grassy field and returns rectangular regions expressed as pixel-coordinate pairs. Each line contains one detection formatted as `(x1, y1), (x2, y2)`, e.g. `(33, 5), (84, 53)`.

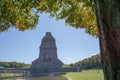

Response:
(0, 70), (104, 80)
(30, 76), (67, 80)
(65, 70), (104, 80)
(0, 73), (25, 80)
(0, 73), (67, 80)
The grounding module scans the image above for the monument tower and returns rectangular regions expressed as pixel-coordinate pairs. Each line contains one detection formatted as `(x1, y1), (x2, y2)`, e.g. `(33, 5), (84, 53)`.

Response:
(31, 32), (63, 76)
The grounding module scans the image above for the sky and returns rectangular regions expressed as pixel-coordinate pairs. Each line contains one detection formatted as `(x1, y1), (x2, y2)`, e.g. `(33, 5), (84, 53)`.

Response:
(0, 13), (100, 64)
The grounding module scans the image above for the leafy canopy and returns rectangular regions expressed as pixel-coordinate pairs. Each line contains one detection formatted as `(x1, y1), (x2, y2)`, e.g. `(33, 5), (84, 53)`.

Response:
(0, 0), (39, 32)
(0, 0), (98, 36)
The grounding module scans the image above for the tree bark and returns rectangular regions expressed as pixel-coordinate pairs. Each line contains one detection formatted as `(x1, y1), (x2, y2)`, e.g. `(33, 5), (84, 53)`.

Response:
(94, 0), (120, 80)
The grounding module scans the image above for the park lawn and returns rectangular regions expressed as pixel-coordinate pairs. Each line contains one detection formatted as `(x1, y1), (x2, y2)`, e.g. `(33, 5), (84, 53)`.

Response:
(65, 70), (104, 80)
(0, 73), (25, 80)
(0, 73), (67, 80)
(0, 70), (103, 80)
(0, 73), (23, 77)
(30, 75), (67, 80)
(0, 73), (15, 78)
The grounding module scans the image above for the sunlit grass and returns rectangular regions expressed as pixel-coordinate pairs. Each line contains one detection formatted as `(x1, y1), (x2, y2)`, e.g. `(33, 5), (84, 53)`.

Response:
(0, 73), (67, 80)
(65, 70), (104, 80)
(30, 75), (67, 80)
(0, 73), (25, 80)
(0, 70), (104, 80)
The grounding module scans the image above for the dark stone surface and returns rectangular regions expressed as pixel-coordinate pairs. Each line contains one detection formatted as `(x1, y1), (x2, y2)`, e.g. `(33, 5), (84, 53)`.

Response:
(30, 32), (63, 77)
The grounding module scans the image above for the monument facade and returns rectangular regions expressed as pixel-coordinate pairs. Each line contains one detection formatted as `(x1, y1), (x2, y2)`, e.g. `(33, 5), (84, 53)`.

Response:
(30, 32), (63, 76)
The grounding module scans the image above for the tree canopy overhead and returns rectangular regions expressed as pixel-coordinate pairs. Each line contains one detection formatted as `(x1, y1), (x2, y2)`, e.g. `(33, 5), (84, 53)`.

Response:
(0, 0), (39, 32)
(0, 0), (98, 36)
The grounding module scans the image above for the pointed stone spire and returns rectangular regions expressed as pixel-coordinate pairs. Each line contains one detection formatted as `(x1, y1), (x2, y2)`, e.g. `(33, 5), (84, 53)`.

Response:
(39, 32), (57, 59)
(40, 32), (56, 47)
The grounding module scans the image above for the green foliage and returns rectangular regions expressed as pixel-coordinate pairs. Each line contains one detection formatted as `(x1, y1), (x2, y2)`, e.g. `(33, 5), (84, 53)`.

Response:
(70, 54), (102, 69)
(82, 69), (103, 73)
(0, 0), (39, 32)
(62, 64), (71, 68)
(0, 61), (30, 68)
(57, 0), (97, 36)
(34, 0), (98, 36)
(0, 0), (98, 36)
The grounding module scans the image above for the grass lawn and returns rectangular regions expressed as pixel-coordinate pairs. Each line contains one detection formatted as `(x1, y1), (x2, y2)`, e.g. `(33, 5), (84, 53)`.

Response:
(30, 76), (67, 80)
(0, 73), (25, 80)
(0, 73), (67, 80)
(0, 70), (104, 80)
(65, 70), (104, 80)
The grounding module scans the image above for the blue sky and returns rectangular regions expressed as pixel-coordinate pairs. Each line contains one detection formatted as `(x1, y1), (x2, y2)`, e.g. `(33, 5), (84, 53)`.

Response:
(0, 13), (100, 64)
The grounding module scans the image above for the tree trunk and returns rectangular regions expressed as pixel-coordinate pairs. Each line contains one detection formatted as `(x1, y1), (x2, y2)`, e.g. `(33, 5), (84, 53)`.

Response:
(94, 0), (120, 80)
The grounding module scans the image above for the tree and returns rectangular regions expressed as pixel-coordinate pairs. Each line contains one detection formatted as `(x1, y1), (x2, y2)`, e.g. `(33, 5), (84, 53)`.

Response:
(94, 0), (120, 80)
(0, 0), (120, 80)
(0, 61), (30, 68)
(0, 0), (97, 35)
(0, 0), (39, 32)
(70, 54), (102, 70)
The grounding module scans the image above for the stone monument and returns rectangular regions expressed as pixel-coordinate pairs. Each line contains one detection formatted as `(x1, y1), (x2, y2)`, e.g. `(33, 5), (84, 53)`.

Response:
(30, 32), (63, 76)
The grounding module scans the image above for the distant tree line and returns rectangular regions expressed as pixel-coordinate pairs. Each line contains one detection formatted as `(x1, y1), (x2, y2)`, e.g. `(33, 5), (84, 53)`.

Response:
(0, 61), (30, 68)
(69, 54), (102, 70)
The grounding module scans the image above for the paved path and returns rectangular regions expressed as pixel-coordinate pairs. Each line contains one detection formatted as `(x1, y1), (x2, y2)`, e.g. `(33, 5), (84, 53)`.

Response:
(65, 75), (72, 80)
(49, 73), (72, 80)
